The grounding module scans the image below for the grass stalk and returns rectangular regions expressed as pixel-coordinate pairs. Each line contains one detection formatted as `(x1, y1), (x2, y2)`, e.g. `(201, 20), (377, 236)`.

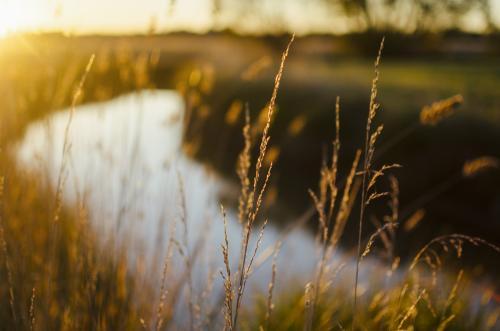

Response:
(353, 38), (384, 329)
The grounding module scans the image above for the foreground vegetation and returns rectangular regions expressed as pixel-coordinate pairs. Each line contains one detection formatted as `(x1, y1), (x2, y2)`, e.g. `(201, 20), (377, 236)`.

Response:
(0, 35), (499, 331)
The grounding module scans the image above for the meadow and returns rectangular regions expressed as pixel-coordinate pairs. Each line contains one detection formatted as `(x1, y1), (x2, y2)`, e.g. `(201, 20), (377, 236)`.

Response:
(0, 32), (499, 330)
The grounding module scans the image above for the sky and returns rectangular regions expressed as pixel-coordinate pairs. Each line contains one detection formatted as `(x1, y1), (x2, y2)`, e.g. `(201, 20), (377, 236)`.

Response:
(1, 0), (500, 36)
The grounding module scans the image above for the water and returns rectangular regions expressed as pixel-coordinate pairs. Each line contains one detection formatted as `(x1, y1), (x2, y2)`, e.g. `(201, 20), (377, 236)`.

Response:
(15, 91), (500, 330)
(15, 90), (335, 290)
(17, 90), (491, 326)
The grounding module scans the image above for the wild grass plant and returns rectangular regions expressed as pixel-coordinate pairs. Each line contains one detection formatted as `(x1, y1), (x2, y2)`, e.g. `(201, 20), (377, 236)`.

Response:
(216, 36), (500, 331)
(0, 35), (499, 331)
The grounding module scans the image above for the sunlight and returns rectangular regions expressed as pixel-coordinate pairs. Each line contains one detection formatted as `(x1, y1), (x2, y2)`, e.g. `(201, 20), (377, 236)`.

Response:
(0, 0), (42, 37)
(0, 5), (21, 36)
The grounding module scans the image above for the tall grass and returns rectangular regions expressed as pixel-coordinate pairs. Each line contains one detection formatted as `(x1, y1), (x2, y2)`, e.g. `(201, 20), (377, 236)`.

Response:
(0, 34), (499, 331)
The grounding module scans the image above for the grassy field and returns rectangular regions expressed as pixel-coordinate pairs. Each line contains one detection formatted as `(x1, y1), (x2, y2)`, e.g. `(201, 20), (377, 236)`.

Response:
(0, 33), (499, 330)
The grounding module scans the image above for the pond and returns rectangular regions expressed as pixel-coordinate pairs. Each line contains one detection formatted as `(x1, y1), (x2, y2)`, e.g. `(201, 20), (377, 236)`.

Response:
(14, 89), (492, 325)
(15, 90), (336, 287)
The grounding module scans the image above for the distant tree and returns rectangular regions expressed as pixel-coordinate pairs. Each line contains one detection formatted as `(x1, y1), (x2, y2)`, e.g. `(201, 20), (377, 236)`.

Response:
(327, 0), (497, 32)
(204, 0), (497, 33)
(210, 0), (287, 33)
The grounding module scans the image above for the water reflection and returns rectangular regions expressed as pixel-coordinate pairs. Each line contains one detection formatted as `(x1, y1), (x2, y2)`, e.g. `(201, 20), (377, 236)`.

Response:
(15, 90), (332, 288)
(12, 90), (497, 327)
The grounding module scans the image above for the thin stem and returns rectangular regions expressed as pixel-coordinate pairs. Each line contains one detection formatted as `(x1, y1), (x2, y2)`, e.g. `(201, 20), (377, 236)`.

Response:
(353, 38), (384, 329)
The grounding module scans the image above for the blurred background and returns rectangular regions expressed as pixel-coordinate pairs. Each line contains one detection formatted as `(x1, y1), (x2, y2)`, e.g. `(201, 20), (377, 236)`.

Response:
(0, 0), (500, 314)
(1, 1), (500, 330)
(1, 0), (500, 285)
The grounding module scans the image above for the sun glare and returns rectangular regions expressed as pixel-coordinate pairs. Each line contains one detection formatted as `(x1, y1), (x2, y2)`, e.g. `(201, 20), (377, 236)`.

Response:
(0, 6), (20, 36)
(0, 1), (43, 37)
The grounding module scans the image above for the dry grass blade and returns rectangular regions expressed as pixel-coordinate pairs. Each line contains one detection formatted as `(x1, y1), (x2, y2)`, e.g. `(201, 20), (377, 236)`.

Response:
(176, 172), (196, 331)
(237, 106), (252, 224)
(303, 282), (314, 331)
(437, 314), (456, 331)
(155, 216), (177, 331)
(410, 234), (500, 270)
(245, 220), (268, 277)
(198, 264), (218, 330)
(440, 270), (463, 323)
(330, 151), (362, 248)
(403, 209), (425, 232)
(308, 189), (327, 241)
(307, 97), (351, 327)
(367, 164), (402, 192)
(220, 204), (233, 331)
(366, 191), (390, 206)
(241, 56), (272, 81)
(462, 156), (499, 178)
(29, 287), (36, 331)
(53, 54), (96, 225)
(368, 39), (385, 125)
(231, 34), (294, 331)
(397, 289), (426, 330)
(386, 175), (399, 261)
(250, 34), (295, 211)
(47, 54), (95, 302)
(354, 37), (385, 327)
(264, 241), (281, 330)
(361, 222), (398, 260)
(328, 96), (342, 222)
(420, 94), (463, 126)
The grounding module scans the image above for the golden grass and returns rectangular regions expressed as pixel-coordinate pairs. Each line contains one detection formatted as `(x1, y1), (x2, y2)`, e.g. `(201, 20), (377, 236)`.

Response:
(220, 34), (295, 331)
(462, 156), (499, 178)
(420, 94), (464, 126)
(0, 34), (499, 331)
(353, 37), (385, 327)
